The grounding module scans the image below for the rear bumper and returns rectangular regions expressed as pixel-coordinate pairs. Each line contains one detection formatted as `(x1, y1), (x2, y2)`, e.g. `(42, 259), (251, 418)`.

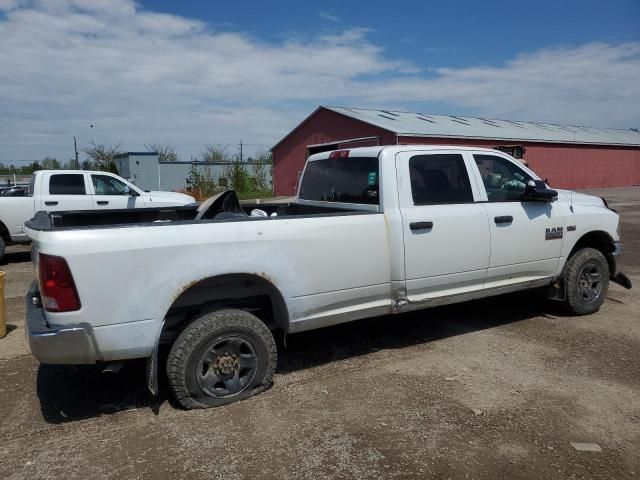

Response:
(25, 282), (97, 364)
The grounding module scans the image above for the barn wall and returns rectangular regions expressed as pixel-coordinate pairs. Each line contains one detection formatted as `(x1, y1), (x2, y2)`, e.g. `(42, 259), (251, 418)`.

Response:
(399, 136), (640, 189)
(272, 108), (640, 197)
(272, 109), (396, 196)
(522, 143), (640, 189)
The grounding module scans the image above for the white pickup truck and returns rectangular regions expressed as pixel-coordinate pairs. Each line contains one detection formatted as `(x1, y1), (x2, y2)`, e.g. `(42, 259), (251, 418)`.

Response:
(24, 146), (631, 409)
(0, 170), (195, 260)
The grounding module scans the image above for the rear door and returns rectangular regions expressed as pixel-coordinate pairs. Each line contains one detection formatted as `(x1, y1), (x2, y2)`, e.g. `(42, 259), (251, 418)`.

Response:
(396, 150), (490, 301)
(39, 172), (93, 211)
(89, 173), (143, 209)
(470, 152), (564, 287)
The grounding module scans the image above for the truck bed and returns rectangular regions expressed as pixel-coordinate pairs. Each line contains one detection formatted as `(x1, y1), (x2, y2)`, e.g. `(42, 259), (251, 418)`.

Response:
(25, 201), (372, 232)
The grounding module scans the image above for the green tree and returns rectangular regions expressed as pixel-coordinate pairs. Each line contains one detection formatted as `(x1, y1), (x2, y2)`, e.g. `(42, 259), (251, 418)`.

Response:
(82, 141), (123, 171)
(185, 164), (218, 198)
(251, 149), (273, 191)
(145, 143), (178, 162)
(41, 156), (61, 169)
(253, 149), (273, 164)
(185, 164), (203, 191)
(201, 144), (229, 163)
(224, 156), (249, 192)
(62, 159), (78, 169)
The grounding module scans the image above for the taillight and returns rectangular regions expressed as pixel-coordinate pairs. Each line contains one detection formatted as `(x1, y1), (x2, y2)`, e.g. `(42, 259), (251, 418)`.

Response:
(329, 150), (349, 159)
(39, 253), (81, 312)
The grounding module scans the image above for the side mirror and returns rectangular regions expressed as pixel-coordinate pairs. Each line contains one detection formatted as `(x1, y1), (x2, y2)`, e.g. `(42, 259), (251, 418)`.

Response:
(523, 180), (557, 202)
(123, 186), (139, 197)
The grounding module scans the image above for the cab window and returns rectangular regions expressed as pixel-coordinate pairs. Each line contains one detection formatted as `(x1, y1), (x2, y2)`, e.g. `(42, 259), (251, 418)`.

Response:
(49, 174), (86, 195)
(91, 175), (129, 195)
(474, 154), (532, 202)
(409, 154), (473, 205)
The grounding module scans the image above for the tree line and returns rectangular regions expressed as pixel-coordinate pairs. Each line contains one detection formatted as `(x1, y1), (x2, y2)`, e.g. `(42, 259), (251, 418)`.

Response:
(2, 142), (273, 198)
(184, 144), (273, 200)
(1, 142), (272, 173)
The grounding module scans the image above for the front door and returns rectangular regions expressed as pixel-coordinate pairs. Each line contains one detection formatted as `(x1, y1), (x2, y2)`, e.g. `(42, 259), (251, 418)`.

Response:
(89, 173), (142, 209)
(470, 153), (564, 288)
(396, 151), (490, 301)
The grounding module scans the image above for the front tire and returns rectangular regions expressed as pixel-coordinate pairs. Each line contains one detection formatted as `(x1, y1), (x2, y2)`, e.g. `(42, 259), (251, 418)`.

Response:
(0, 237), (5, 262)
(563, 247), (609, 315)
(167, 309), (277, 409)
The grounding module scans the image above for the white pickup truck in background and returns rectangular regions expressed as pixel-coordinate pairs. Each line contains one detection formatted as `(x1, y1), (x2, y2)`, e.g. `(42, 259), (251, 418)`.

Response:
(24, 146), (631, 409)
(0, 169), (195, 259)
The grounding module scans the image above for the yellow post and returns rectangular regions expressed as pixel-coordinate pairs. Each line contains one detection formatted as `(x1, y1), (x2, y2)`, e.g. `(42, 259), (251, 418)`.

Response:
(0, 271), (6, 339)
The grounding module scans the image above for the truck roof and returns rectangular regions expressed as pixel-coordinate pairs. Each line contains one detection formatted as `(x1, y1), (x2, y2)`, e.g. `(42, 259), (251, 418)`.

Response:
(33, 170), (112, 175)
(307, 145), (512, 161)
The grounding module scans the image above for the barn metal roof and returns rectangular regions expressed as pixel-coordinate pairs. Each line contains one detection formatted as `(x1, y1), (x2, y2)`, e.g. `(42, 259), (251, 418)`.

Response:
(324, 106), (640, 147)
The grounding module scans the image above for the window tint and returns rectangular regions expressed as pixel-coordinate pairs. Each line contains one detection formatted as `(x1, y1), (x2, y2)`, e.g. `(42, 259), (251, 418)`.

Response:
(49, 174), (86, 195)
(409, 154), (473, 205)
(299, 157), (379, 205)
(474, 154), (532, 202)
(92, 175), (129, 195)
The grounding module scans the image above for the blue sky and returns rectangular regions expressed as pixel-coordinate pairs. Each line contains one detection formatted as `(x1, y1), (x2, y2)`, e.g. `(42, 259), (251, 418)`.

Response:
(0, 0), (638, 163)
(144, 0), (640, 67)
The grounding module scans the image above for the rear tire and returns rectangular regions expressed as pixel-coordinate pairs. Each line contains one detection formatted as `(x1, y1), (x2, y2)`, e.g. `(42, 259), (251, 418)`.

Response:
(563, 247), (609, 315)
(0, 237), (5, 262)
(167, 309), (277, 409)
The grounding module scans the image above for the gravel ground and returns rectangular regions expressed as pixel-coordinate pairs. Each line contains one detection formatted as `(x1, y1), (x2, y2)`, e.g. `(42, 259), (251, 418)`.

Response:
(1, 187), (639, 479)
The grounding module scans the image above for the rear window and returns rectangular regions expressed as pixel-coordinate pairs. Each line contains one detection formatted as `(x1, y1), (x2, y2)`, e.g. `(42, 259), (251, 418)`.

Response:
(298, 157), (379, 205)
(49, 174), (86, 195)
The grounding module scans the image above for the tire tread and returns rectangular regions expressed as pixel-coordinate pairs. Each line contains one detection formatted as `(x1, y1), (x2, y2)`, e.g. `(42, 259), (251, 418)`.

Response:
(563, 247), (609, 315)
(167, 309), (277, 409)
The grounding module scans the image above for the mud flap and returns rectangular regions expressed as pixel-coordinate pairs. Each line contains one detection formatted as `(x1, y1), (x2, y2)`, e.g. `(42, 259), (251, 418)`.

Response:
(146, 320), (164, 397)
(146, 352), (158, 397)
(612, 272), (632, 289)
(547, 278), (566, 301)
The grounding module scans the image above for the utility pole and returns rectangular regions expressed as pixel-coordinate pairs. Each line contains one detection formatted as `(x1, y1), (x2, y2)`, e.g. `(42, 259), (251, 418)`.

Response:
(73, 136), (79, 169)
(239, 141), (243, 162)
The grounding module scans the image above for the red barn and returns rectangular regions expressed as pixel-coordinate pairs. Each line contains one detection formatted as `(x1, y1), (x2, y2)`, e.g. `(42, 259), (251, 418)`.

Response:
(271, 106), (640, 196)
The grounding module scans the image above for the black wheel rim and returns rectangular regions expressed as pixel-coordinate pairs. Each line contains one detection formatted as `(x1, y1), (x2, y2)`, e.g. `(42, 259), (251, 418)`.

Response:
(196, 335), (258, 398)
(577, 262), (603, 304)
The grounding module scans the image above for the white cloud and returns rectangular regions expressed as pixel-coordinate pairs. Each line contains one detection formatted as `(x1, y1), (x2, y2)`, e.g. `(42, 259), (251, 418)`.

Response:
(319, 11), (341, 23)
(0, 0), (638, 163)
(361, 42), (640, 127)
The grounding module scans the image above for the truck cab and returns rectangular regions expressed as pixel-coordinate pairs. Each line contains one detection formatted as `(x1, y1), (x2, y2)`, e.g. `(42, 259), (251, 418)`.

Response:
(32, 170), (195, 212)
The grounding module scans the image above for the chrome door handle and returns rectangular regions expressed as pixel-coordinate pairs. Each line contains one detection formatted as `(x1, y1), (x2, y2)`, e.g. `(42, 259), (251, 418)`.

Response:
(410, 221), (433, 231)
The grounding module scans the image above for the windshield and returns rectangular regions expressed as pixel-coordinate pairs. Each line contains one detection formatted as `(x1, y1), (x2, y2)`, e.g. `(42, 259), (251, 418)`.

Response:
(298, 156), (379, 205)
